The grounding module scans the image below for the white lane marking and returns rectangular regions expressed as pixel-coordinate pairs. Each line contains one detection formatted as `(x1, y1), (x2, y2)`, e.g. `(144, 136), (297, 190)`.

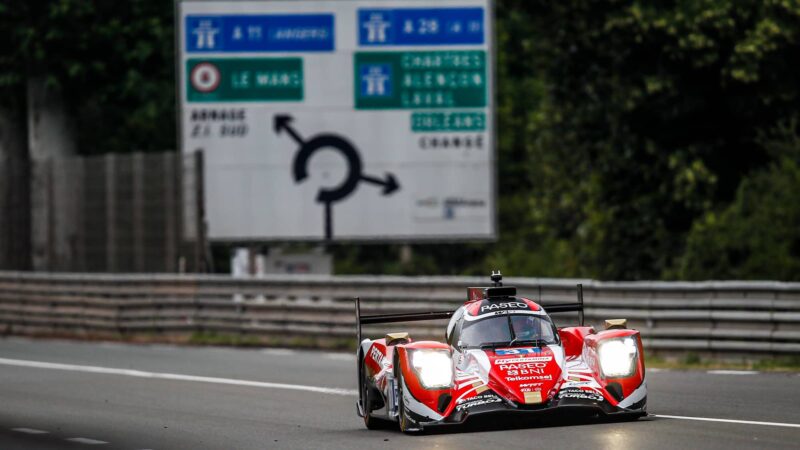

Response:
(66, 437), (108, 444)
(0, 357), (356, 397)
(706, 370), (758, 375)
(11, 428), (49, 434)
(260, 348), (296, 356)
(654, 414), (800, 429)
(324, 353), (354, 361)
(648, 368), (667, 373)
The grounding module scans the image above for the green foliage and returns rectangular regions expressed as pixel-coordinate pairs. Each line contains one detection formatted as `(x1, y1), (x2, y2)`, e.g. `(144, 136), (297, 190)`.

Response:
(678, 119), (800, 280)
(0, 0), (175, 153)
(189, 332), (261, 347)
(683, 352), (702, 365)
(482, 0), (800, 280)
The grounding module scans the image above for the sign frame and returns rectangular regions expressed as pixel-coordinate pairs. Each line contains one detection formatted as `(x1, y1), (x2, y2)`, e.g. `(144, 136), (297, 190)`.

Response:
(175, 0), (497, 243)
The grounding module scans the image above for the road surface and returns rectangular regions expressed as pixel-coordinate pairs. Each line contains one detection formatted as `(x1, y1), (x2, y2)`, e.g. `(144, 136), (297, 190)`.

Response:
(0, 338), (797, 449)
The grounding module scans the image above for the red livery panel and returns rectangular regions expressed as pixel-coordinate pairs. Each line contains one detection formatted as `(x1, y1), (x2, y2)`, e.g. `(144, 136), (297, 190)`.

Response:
(356, 273), (647, 433)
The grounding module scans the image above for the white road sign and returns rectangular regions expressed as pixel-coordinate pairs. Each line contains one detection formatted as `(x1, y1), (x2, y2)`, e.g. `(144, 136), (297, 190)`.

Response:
(178, 0), (496, 241)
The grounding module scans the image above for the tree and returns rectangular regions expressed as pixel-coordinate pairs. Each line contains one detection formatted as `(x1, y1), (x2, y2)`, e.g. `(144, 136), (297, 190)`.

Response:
(678, 118), (800, 280)
(489, 0), (800, 280)
(0, 0), (175, 155)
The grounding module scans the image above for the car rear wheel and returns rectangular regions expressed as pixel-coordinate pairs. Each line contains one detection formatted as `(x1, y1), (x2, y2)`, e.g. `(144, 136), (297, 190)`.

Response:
(361, 363), (382, 430)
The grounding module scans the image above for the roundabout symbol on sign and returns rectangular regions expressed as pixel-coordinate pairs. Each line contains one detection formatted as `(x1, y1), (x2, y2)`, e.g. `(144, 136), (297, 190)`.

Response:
(274, 114), (400, 240)
(190, 62), (221, 93)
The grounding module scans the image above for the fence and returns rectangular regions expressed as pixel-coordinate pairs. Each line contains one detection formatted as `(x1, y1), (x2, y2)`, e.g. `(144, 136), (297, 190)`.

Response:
(0, 272), (798, 356)
(0, 152), (206, 273)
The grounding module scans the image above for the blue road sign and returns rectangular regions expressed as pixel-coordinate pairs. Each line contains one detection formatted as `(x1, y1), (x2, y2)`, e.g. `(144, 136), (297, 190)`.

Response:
(358, 7), (484, 46)
(186, 14), (335, 52)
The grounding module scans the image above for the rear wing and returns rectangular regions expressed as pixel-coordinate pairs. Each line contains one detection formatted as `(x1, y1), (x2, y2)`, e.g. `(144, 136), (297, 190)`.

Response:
(354, 284), (586, 346)
(354, 297), (454, 349)
(543, 283), (585, 327)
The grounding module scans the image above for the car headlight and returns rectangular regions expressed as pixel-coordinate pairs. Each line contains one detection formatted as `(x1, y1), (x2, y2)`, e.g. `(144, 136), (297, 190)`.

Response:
(411, 350), (452, 389)
(598, 337), (638, 378)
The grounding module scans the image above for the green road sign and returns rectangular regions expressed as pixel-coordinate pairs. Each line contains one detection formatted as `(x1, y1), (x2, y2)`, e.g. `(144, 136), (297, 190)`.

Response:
(187, 58), (303, 102)
(355, 51), (486, 109)
(411, 111), (486, 132)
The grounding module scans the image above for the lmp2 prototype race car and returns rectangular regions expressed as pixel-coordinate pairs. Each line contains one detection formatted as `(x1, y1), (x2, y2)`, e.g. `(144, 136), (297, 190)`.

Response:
(355, 272), (647, 433)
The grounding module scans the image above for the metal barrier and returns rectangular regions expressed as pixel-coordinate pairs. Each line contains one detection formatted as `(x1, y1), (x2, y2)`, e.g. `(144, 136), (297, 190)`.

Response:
(0, 272), (798, 355)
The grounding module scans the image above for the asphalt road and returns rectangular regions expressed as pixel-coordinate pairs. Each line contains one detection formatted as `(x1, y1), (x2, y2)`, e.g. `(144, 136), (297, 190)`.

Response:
(0, 338), (798, 449)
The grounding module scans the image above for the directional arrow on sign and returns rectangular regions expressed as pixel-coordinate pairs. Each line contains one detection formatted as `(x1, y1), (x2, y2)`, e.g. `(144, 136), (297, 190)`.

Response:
(272, 114), (401, 240)
(274, 115), (303, 145)
(360, 173), (400, 195)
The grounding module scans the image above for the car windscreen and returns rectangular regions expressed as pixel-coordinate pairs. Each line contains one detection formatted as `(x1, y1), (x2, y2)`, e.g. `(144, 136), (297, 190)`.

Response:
(459, 314), (558, 348)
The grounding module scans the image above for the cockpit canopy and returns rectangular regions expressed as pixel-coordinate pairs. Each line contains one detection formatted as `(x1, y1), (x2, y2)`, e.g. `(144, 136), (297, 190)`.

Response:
(459, 314), (559, 348)
(446, 297), (560, 349)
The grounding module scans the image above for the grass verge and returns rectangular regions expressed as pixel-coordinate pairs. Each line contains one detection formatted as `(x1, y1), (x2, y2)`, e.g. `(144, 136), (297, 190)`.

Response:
(646, 353), (800, 372)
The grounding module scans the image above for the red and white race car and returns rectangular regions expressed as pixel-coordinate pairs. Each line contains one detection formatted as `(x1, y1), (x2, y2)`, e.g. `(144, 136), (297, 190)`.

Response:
(355, 272), (647, 433)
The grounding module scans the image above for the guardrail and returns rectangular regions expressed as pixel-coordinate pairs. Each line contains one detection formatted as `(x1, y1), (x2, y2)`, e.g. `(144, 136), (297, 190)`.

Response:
(0, 272), (798, 355)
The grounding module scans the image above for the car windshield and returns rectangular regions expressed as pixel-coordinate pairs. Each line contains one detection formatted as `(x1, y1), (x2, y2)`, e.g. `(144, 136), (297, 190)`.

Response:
(459, 314), (558, 348)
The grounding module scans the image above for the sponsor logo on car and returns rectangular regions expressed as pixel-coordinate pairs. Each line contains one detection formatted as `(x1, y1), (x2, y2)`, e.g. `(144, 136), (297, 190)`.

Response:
(505, 368), (545, 376)
(480, 302), (528, 313)
(495, 347), (542, 356)
(520, 387), (542, 393)
(495, 356), (552, 365)
(499, 362), (547, 371)
(558, 388), (605, 402)
(455, 393), (503, 411)
(370, 346), (388, 369)
(506, 374), (553, 382)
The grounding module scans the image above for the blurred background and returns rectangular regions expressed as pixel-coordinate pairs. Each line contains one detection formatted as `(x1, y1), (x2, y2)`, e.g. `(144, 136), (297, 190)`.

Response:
(0, 3), (797, 448)
(1, 0), (798, 281)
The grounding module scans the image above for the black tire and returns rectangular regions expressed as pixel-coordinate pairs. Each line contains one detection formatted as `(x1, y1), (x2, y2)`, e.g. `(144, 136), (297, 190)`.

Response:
(361, 362), (382, 430)
(609, 410), (647, 422)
